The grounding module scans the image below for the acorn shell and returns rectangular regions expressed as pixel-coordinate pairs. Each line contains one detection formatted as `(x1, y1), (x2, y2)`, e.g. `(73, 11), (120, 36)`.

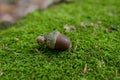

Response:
(55, 34), (71, 50)
(45, 31), (71, 50)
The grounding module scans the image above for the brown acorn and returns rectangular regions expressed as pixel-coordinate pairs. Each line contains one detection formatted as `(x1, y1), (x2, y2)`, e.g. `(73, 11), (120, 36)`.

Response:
(36, 31), (72, 51)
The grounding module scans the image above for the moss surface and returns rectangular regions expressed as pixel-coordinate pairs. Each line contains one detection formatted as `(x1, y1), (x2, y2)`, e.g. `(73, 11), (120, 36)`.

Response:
(0, 0), (120, 80)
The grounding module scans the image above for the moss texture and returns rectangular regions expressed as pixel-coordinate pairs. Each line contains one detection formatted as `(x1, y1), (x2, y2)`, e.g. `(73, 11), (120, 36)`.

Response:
(0, 0), (120, 80)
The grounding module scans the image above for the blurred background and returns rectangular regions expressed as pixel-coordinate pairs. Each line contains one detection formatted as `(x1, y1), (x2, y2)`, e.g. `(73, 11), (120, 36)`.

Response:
(0, 0), (72, 29)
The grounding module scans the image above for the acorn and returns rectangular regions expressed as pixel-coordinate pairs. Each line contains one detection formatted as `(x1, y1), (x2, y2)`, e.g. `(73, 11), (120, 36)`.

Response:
(36, 31), (72, 51)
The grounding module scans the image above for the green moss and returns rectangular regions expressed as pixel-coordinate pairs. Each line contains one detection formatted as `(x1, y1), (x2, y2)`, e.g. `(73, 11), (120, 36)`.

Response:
(0, 0), (120, 80)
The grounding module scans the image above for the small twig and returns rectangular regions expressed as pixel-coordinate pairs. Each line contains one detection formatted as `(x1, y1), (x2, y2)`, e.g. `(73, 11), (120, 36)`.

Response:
(115, 68), (118, 77)
(35, 49), (40, 54)
(83, 64), (87, 76)
(74, 39), (79, 51)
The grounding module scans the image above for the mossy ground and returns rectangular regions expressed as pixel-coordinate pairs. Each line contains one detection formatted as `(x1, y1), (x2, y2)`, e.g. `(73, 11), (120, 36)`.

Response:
(0, 0), (120, 80)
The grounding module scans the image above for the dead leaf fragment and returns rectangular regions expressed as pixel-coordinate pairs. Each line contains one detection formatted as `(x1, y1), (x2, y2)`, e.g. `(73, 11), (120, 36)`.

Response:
(80, 21), (103, 28)
(64, 25), (76, 32)
(14, 38), (20, 41)
(105, 26), (118, 33)
(0, 72), (3, 76)
(80, 22), (88, 27)
(97, 21), (102, 25)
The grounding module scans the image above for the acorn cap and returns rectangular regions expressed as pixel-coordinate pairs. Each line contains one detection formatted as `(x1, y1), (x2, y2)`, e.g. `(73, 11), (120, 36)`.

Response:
(45, 31), (60, 49)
